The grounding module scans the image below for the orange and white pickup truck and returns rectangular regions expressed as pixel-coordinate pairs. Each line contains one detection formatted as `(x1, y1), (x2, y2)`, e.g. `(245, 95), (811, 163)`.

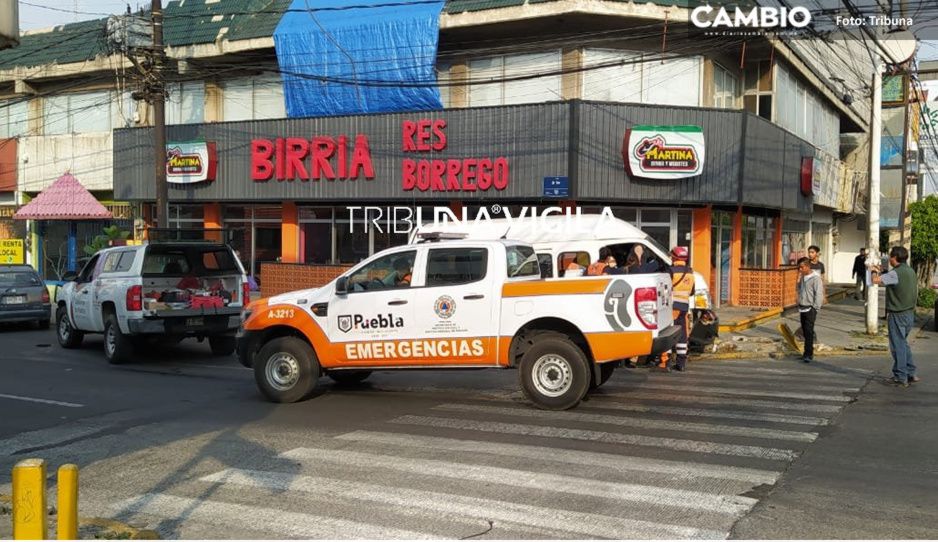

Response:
(238, 238), (679, 409)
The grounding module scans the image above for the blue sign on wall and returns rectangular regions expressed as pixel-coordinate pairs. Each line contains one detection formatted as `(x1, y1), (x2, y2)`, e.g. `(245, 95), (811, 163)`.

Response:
(543, 176), (569, 198)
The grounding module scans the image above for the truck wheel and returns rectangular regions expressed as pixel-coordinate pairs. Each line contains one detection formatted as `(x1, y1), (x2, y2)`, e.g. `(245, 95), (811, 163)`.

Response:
(56, 306), (83, 349)
(209, 336), (237, 356)
(518, 331), (590, 410)
(328, 370), (372, 386)
(254, 337), (320, 403)
(104, 314), (133, 365)
(590, 362), (616, 390)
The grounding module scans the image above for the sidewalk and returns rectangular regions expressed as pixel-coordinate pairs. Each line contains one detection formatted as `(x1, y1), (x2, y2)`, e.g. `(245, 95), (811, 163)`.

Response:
(699, 290), (933, 359)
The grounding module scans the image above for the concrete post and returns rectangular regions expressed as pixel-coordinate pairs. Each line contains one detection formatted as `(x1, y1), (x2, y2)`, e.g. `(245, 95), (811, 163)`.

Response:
(12, 458), (47, 540)
(56, 464), (79, 540)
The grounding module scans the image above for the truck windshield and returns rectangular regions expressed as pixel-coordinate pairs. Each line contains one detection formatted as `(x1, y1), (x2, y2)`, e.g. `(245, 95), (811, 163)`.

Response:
(506, 245), (540, 278)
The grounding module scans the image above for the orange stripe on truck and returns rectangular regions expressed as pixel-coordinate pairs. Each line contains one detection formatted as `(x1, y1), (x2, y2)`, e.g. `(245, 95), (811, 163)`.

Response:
(585, 331), (653, 363)
(502, 279), (610, 297)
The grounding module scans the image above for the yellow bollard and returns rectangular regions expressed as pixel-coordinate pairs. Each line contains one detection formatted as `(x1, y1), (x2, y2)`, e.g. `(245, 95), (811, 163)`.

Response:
(56, 465), (79, 540)
(12, 458), (47, 540)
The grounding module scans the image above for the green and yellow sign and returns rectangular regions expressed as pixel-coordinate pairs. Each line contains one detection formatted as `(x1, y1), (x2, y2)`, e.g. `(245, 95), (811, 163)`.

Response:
(0, 239), (25, 264)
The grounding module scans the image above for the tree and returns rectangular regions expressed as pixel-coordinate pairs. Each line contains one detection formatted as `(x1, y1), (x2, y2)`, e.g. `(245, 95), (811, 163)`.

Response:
(83, 225), (131, 256)
(909, 195), (938, 287)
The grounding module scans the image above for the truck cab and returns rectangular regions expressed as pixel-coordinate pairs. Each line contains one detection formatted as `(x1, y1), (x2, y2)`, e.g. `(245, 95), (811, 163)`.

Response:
(239, 239), (679, 410)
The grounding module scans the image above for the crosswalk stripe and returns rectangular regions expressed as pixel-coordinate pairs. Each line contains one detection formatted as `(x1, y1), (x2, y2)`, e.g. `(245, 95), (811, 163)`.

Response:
(686, 363), (873, 378)
(201, 468), (729, 539)
(577, 400), (830, 426)
(611, 373), (866, 392)
(391, 415), (798, 461)
(280, 446), (758, 514)
(603, 383), (854, 402)
(433, 403), (819, 442)
(111, 493), (441, 539)
(604, 391), (845, 413)
(335, 430), (782, 484)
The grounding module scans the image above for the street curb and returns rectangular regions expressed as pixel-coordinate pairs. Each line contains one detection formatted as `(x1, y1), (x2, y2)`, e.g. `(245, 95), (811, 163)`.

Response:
(718, 308), (783, 333)
(0, 493), (159, 540)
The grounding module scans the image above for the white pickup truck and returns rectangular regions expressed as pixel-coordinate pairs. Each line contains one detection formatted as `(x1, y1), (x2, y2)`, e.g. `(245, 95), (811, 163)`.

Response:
(239, 238), (679, 410)
(56, 241), (249, 364)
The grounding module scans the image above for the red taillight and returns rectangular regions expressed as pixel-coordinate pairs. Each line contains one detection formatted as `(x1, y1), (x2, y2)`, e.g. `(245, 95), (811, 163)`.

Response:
(634, 287), (658, 330)
(126, 285), (142, 311)
(242, 281), (251, 307)
(41, 289), (50, 303)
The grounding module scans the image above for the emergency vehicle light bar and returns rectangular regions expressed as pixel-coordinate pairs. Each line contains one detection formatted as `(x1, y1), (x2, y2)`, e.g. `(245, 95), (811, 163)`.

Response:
(415, 232), (469, 243)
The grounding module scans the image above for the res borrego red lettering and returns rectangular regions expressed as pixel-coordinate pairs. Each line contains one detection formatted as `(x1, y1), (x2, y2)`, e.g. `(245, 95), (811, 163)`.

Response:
(400, 118), (509, 192)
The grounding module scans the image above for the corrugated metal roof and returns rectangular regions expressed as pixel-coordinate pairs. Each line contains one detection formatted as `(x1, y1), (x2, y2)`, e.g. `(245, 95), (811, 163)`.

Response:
(13, 173), (112, 220)
(0, 0), (694, 71)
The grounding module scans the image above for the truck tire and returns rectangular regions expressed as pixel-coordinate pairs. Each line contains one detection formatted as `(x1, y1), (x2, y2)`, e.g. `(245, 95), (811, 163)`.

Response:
(209, 336), (237, 356)
(254, 336), (320, 403)
(56, 306), (83, 349)
(518, 331), (591, 410)
(590, 362), (616, 390)
(103, 314), (133, 365)
(328, 370), (372, 386)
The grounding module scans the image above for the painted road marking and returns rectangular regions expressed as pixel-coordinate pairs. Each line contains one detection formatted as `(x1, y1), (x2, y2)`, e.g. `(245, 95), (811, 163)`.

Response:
(390, 415), (798, 461)
(279, 447), (758, 514)
(577, 400), (831, 426)
(600, 391), (845, 413)
(602, 383), (854, 402)
(200, 468), (728, 539)
(0, 393), (83, 408)
(612, 372), (867, 392)
(433, 403), (819, 442)
(112, 493), (442, 539)
(335, 430), (782, 485)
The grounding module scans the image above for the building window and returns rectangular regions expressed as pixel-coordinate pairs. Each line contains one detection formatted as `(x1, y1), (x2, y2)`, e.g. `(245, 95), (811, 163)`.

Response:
(222, 75), (285, 121)
(582, 49), (701, 106)
(743, 60), (773, 120)
(437, 64), (451, 108)
(299, 206), (411, 265)
(166, 82), (205, 125)
(742, 214), (776, 268)
(43, 91), (131, 135)
(223, 205), (282, 279)
(713, 63), (739, 109)
(468, 51), (562, 107)
(775, 62), (840, 156)
(0, 99), (27, 137)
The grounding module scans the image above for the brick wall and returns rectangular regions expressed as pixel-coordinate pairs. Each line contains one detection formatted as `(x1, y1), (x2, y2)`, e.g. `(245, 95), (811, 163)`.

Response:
(737, 267), (799, 308)
(260, 263), (353, 298)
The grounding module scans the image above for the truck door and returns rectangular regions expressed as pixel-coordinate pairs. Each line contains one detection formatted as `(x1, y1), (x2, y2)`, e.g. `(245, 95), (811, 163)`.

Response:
(413, 246), (499, 365)
(327, 249), (418, 366)
(70, 254), (102, 331)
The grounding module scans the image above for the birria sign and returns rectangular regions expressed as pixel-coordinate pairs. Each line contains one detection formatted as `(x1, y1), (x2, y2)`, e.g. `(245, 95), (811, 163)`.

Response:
(623, 125), (705, 180)
(166, 141), (217, 184)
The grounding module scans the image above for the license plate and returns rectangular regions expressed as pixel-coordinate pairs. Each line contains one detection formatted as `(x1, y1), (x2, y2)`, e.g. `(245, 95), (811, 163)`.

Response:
(185, 317), (204, 327)
(1, 295), (27, 305)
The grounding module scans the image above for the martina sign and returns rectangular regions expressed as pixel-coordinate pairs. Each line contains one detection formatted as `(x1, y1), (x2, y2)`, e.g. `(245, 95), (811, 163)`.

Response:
(623, 125), (705, 180)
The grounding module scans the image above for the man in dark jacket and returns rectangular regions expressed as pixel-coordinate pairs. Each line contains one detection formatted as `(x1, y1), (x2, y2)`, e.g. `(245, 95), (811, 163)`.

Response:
(852, 248), (868, 301)
(872, 246), (920, 387)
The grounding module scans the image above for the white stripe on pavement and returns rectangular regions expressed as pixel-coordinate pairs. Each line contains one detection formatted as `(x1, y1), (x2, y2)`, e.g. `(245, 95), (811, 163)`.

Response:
(112, 493), (441, 539)
(686, 363), (873, 378)
(579, 400), (830, 426)
(604, 392), (845, 413)
(0, 393), (83, 408)
(279, 446), (758, 514)
(335, 430), (782, 485)
(390, 415), (798, 461)
(612, 373), (865, 392)
(433, 403), (819, 442)
(201, 468), (729, 539)
(603, 383), (854, 402)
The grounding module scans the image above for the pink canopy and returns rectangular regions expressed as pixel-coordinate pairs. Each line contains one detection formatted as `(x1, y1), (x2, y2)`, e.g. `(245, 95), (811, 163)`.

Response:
(13, 173), (112, 220)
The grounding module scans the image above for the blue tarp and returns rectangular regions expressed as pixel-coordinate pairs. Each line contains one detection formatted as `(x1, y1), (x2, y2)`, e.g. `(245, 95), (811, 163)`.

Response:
(274, 0), (445, 118)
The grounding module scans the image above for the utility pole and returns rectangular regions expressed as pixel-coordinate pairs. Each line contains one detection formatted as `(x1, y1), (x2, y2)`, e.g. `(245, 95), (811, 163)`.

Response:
(152, 0), (168, 229)
(867, 64), (882, 335)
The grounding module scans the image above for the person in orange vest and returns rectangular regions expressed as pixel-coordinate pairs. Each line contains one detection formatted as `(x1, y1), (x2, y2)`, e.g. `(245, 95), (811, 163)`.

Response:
(661, 246), (695, 372)
(587, 247), (614, 276)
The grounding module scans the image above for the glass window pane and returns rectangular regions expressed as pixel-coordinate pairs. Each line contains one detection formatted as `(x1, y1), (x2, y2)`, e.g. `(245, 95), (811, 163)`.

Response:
(612, 208), (637, 223)
(374, 229), (408, 253)
(640, 209), (670, 224)
(641, 226), (670, 250)
(43, 95), (70, 135)
(302, 222), (332, 264)
(335, 222), (369, 264)
(254, 224), (282, 277)
(425, 247), (488, 286)
(348, 250), (416, 291)
(69, 92), (111, 133)
(299, 207), (334, 221)
(180, 82), (205, 124)
(644, 57), (700, 106)
(583, 49), (643, 103)
(223, 79), (254, 122)
(2, 100), (28, 137)
(506, 245), (539, 277)
(469, 57), (503, 107)
(254, 76), (285, 119)
(254, 206), (282, 221)
(223, 205), (251, 221)
(503, 51), (561, 105)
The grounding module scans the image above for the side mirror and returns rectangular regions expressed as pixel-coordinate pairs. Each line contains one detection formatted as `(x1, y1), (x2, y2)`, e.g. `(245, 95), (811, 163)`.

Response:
(62, 272), (78, 282)
(335, 276), (349, 296)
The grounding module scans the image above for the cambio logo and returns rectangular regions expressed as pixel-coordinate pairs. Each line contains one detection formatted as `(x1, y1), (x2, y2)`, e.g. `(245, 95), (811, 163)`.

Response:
(691, 5), (812, 29)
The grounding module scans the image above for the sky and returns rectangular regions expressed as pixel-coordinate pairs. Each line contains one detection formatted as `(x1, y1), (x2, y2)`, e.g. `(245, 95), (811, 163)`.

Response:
(17, 0), (134, 32)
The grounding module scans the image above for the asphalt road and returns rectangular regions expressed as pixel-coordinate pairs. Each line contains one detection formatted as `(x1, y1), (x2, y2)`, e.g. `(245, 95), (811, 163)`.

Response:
(0, 321), (936, 539)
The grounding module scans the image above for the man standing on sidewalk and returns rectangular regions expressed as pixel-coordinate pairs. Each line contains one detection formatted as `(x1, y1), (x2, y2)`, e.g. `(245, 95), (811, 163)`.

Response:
(872, 246), (920, 387)
(796, 257), (823, 363)
(852, 248), (868, 301)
